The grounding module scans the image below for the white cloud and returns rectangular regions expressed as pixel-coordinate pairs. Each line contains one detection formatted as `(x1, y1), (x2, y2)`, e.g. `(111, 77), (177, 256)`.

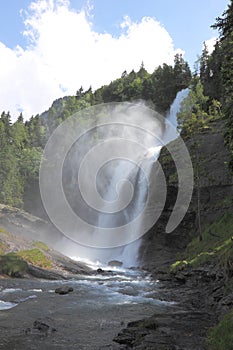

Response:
(204, 37), (217, 54)
(0, 0), (184, 120)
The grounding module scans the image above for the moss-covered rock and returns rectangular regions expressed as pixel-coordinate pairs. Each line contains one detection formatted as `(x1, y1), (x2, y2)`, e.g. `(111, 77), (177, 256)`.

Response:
(0, 253), (28, 277)
(17, 248), (52, 269)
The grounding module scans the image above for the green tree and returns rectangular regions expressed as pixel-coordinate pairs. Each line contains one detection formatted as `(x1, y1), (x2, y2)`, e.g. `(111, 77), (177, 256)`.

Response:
(0, 113), (24, 207)
(200, 43), (211, 94)
(174, 53), (192, 90)
(12, 114), (29, 151)
(26, 114), (46, 147)
(207, 41), (223, 100)
(151, 63), (176, 112)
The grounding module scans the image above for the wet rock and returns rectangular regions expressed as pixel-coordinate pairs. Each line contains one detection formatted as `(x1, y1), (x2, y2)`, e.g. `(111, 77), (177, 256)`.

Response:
(55, 286), (74, 295)
(28, 264), (65, 280)
(49, 251), (92, 275)
(96, 268), (104, 274)
(114, 327), (147, 347)
(174, 272), (186, 284)
(114, 311), (216, 350)
(220, 294), (233, 306)
(217, 293), (233, 316)
(33, 320), (50, 332)
(23, 320), (57, 336)
(108, 260), (123, 267)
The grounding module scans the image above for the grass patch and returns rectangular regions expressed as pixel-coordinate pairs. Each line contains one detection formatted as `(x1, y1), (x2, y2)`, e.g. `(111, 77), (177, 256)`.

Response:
(0, 227), (10, 236)
(18, 249), (52, 269)
(0, 253), (28, 277)
(207, 310), (233, 350)
(33, 241), (49, 251)
(171, 260), (189, 271)
(171, 213), (233, 273)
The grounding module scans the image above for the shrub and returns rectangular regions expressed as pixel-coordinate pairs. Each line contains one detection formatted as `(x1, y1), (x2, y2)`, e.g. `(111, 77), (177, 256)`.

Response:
(207, 310), (233, 350)
(0, 253), (28, 277)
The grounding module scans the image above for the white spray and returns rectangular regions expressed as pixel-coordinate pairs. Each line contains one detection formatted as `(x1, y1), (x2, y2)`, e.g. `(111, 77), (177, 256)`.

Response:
(54, 89), (189, 268)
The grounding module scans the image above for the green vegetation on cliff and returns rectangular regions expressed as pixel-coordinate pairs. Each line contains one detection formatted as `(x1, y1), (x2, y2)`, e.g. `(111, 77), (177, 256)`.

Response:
(171, 213), (233, 274)
(207, 310), (233, 350)
(170, 212), (233, 349)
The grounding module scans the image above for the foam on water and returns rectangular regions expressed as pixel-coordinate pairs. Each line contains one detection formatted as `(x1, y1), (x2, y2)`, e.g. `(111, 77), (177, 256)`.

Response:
(2, 288), (23, 294)
(0, 300), (17, 311)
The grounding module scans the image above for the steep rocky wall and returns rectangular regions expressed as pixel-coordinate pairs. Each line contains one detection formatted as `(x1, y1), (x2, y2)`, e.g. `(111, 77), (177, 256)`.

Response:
(140, 120), (233, 272)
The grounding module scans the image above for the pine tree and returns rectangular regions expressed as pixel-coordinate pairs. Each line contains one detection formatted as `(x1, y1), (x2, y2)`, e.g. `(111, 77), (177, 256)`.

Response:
(0, 113), (24, 207)
(174, 53), (192, 90)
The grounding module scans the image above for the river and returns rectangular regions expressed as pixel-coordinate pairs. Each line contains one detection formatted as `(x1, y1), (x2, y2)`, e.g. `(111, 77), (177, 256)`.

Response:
(0, 267), (175, 349)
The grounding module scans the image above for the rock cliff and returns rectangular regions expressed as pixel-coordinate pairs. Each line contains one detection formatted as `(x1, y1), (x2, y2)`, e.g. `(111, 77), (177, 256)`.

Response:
(139, 119), (233, 271)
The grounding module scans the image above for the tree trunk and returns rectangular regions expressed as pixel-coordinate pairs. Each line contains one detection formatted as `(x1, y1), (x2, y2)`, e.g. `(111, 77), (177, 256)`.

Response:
(195, 145), (202, 241)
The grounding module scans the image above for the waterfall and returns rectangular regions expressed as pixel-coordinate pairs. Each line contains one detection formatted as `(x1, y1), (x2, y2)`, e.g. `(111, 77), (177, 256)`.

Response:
(46, 89), (189, 268)
(117, 88), (189, 267)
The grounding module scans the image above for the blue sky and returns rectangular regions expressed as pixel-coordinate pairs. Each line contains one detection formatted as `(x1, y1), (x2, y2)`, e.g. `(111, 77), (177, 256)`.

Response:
(0, 0), (229, 119)
(0, 0), (228, 65)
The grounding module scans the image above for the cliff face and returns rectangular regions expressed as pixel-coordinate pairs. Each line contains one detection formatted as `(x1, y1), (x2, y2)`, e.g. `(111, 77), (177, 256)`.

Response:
(139, 120), (233, 272)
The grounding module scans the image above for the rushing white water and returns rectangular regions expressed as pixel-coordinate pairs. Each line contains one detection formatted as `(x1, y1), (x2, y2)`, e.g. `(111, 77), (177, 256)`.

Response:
(67, 88), (189, 268)
(0, 300), (17, 311)
(0, 268), (174, 312)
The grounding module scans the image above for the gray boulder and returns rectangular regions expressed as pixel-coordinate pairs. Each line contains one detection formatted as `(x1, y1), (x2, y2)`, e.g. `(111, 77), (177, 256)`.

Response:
(55, 286), (74, 295)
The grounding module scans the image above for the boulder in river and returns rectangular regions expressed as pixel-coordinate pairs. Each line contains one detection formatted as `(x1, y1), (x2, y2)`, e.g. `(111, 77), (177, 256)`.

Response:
(55, 286), (74, 295)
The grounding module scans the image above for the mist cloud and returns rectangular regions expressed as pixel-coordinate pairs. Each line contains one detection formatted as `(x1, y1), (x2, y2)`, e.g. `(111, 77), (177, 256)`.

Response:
(0, 0), (184, 120)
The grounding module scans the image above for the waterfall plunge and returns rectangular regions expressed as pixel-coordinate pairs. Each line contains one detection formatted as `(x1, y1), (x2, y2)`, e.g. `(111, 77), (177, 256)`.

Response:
(60, 89), (189, 268)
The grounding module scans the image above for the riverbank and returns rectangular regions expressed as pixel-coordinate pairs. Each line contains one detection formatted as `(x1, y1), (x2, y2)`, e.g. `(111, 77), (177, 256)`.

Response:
(115, 215), (233, 349)
(114, 266), (219, 349)
(0, 208), (92, 279)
